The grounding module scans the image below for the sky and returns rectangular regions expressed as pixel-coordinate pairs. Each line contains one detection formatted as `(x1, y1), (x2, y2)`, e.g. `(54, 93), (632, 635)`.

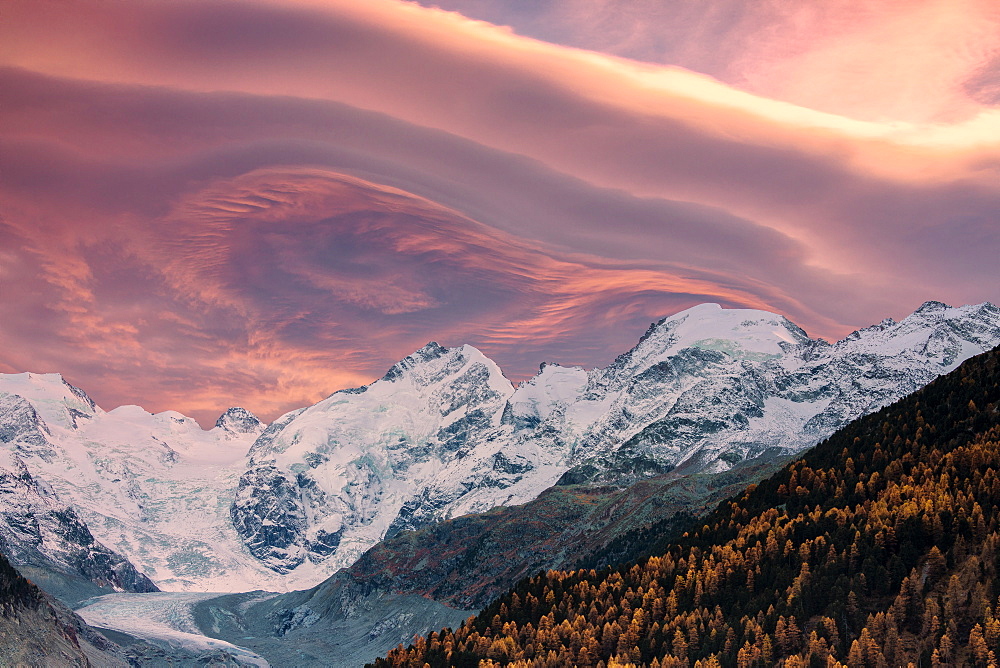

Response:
(1, 0), (999, 426)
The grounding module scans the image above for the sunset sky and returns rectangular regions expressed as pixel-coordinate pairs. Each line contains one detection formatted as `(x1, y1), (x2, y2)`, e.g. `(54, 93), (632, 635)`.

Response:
(2, 0), (999, 426)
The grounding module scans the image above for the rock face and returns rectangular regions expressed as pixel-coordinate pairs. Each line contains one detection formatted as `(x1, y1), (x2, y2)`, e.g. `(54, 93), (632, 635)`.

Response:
(2, 302), (999, 592)
(0, 448), (158, 604)
(0, 549), (129, 667)
(230, 301), (1000, 580)
(0, 373), (268, 592)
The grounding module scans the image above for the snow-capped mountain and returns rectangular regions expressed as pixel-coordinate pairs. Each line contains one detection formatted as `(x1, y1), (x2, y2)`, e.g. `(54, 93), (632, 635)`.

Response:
(538, 300), (1000, 484)
(231, 343), (519, 575)
(0, 373), (269, 591)
(0, 447), (157, 603)
(228, 301), (1000, 579)
(1, 301), (998, 593)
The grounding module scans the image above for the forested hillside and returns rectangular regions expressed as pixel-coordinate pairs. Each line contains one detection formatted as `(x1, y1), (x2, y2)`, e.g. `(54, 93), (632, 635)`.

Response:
(374, 345), (1000, 667)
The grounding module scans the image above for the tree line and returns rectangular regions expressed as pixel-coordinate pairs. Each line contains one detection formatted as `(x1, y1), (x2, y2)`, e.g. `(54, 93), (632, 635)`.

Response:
(371, 345), (1000, 667)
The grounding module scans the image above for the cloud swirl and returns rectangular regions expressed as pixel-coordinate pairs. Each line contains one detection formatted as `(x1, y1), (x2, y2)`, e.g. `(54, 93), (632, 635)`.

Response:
(1, 0), (997, 423)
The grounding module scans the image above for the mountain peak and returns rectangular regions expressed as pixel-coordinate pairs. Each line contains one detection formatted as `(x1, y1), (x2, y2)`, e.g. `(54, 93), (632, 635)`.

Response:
(215, 407), (264, 436)
(4, 300), (999, 595)
(379, 341), (497, 385)
(418, 341), (448, 356)
(381, 342), (447, 382)
(913, 300), (950, 314)
(633, 304), (811, 362)
(0, 372), (99, 429)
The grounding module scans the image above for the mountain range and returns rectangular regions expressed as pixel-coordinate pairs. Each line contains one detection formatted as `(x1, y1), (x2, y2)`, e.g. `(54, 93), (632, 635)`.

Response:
(1, 300), (999, 663)
(375, 332), (1000, 666)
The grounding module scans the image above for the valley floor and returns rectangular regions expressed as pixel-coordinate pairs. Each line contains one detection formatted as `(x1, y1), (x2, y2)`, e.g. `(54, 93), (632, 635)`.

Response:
(75, 586), (474, 667)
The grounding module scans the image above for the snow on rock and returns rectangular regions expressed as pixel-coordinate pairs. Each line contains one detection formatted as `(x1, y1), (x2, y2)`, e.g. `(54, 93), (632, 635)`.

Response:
(3, 302), (999, 593)
(0, 374), (271, 592)
(231, 342), (517, 574)
(215, 408), (265, 438)
(0, 372), (99, 430)
(0, 448), (158, 595)
(548, 301), (1000, 482)
(502, 363), (589, 430)
(227, 301), (1000, 585)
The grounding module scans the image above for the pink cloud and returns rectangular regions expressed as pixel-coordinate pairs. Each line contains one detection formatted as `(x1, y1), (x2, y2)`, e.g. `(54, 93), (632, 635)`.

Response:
(0, 163), (812, 425)
(408, 0), (1000, 123)
(0, 1), (997, 423)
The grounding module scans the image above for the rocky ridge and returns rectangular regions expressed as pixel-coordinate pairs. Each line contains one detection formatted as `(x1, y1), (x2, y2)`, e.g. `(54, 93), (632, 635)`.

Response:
(0, 549), (130, 667)
(1, 302), (998, 592)
(0, 372), (268, 592)
(231, 301), (1000, 577)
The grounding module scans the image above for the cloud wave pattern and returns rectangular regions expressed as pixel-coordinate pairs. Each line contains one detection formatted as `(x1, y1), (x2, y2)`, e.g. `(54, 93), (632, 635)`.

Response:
(1, 0), (997, 423)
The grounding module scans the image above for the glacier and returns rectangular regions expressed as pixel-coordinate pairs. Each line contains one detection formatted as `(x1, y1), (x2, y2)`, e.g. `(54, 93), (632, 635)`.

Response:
(0, 301), (998, 593)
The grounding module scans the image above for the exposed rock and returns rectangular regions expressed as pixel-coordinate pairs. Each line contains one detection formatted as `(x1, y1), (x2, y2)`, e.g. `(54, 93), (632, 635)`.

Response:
(229, 302), (1000, 580)
(0, 549), (129, 667)
(215, 407), (265, 438)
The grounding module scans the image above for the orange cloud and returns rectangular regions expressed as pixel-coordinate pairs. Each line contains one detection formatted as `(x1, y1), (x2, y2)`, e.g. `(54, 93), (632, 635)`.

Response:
(3, 0), (998, 280)
(0, 1), (996, 424)
(0, 164), (843, 424)
(404, 0), (1000, 123)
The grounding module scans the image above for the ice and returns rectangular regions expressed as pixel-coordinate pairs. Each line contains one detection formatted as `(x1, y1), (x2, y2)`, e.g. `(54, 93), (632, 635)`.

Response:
(0, 372), (100, 428)
(1, 301), (997, 594)
(76, 592), (270, 666)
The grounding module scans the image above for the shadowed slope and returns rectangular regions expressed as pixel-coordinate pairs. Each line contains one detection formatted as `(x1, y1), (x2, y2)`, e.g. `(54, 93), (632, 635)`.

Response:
(0, 550), (128, 666)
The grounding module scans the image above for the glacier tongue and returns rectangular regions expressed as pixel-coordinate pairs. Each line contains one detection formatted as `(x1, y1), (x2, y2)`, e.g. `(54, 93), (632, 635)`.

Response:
(1, 301), (999, 592)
